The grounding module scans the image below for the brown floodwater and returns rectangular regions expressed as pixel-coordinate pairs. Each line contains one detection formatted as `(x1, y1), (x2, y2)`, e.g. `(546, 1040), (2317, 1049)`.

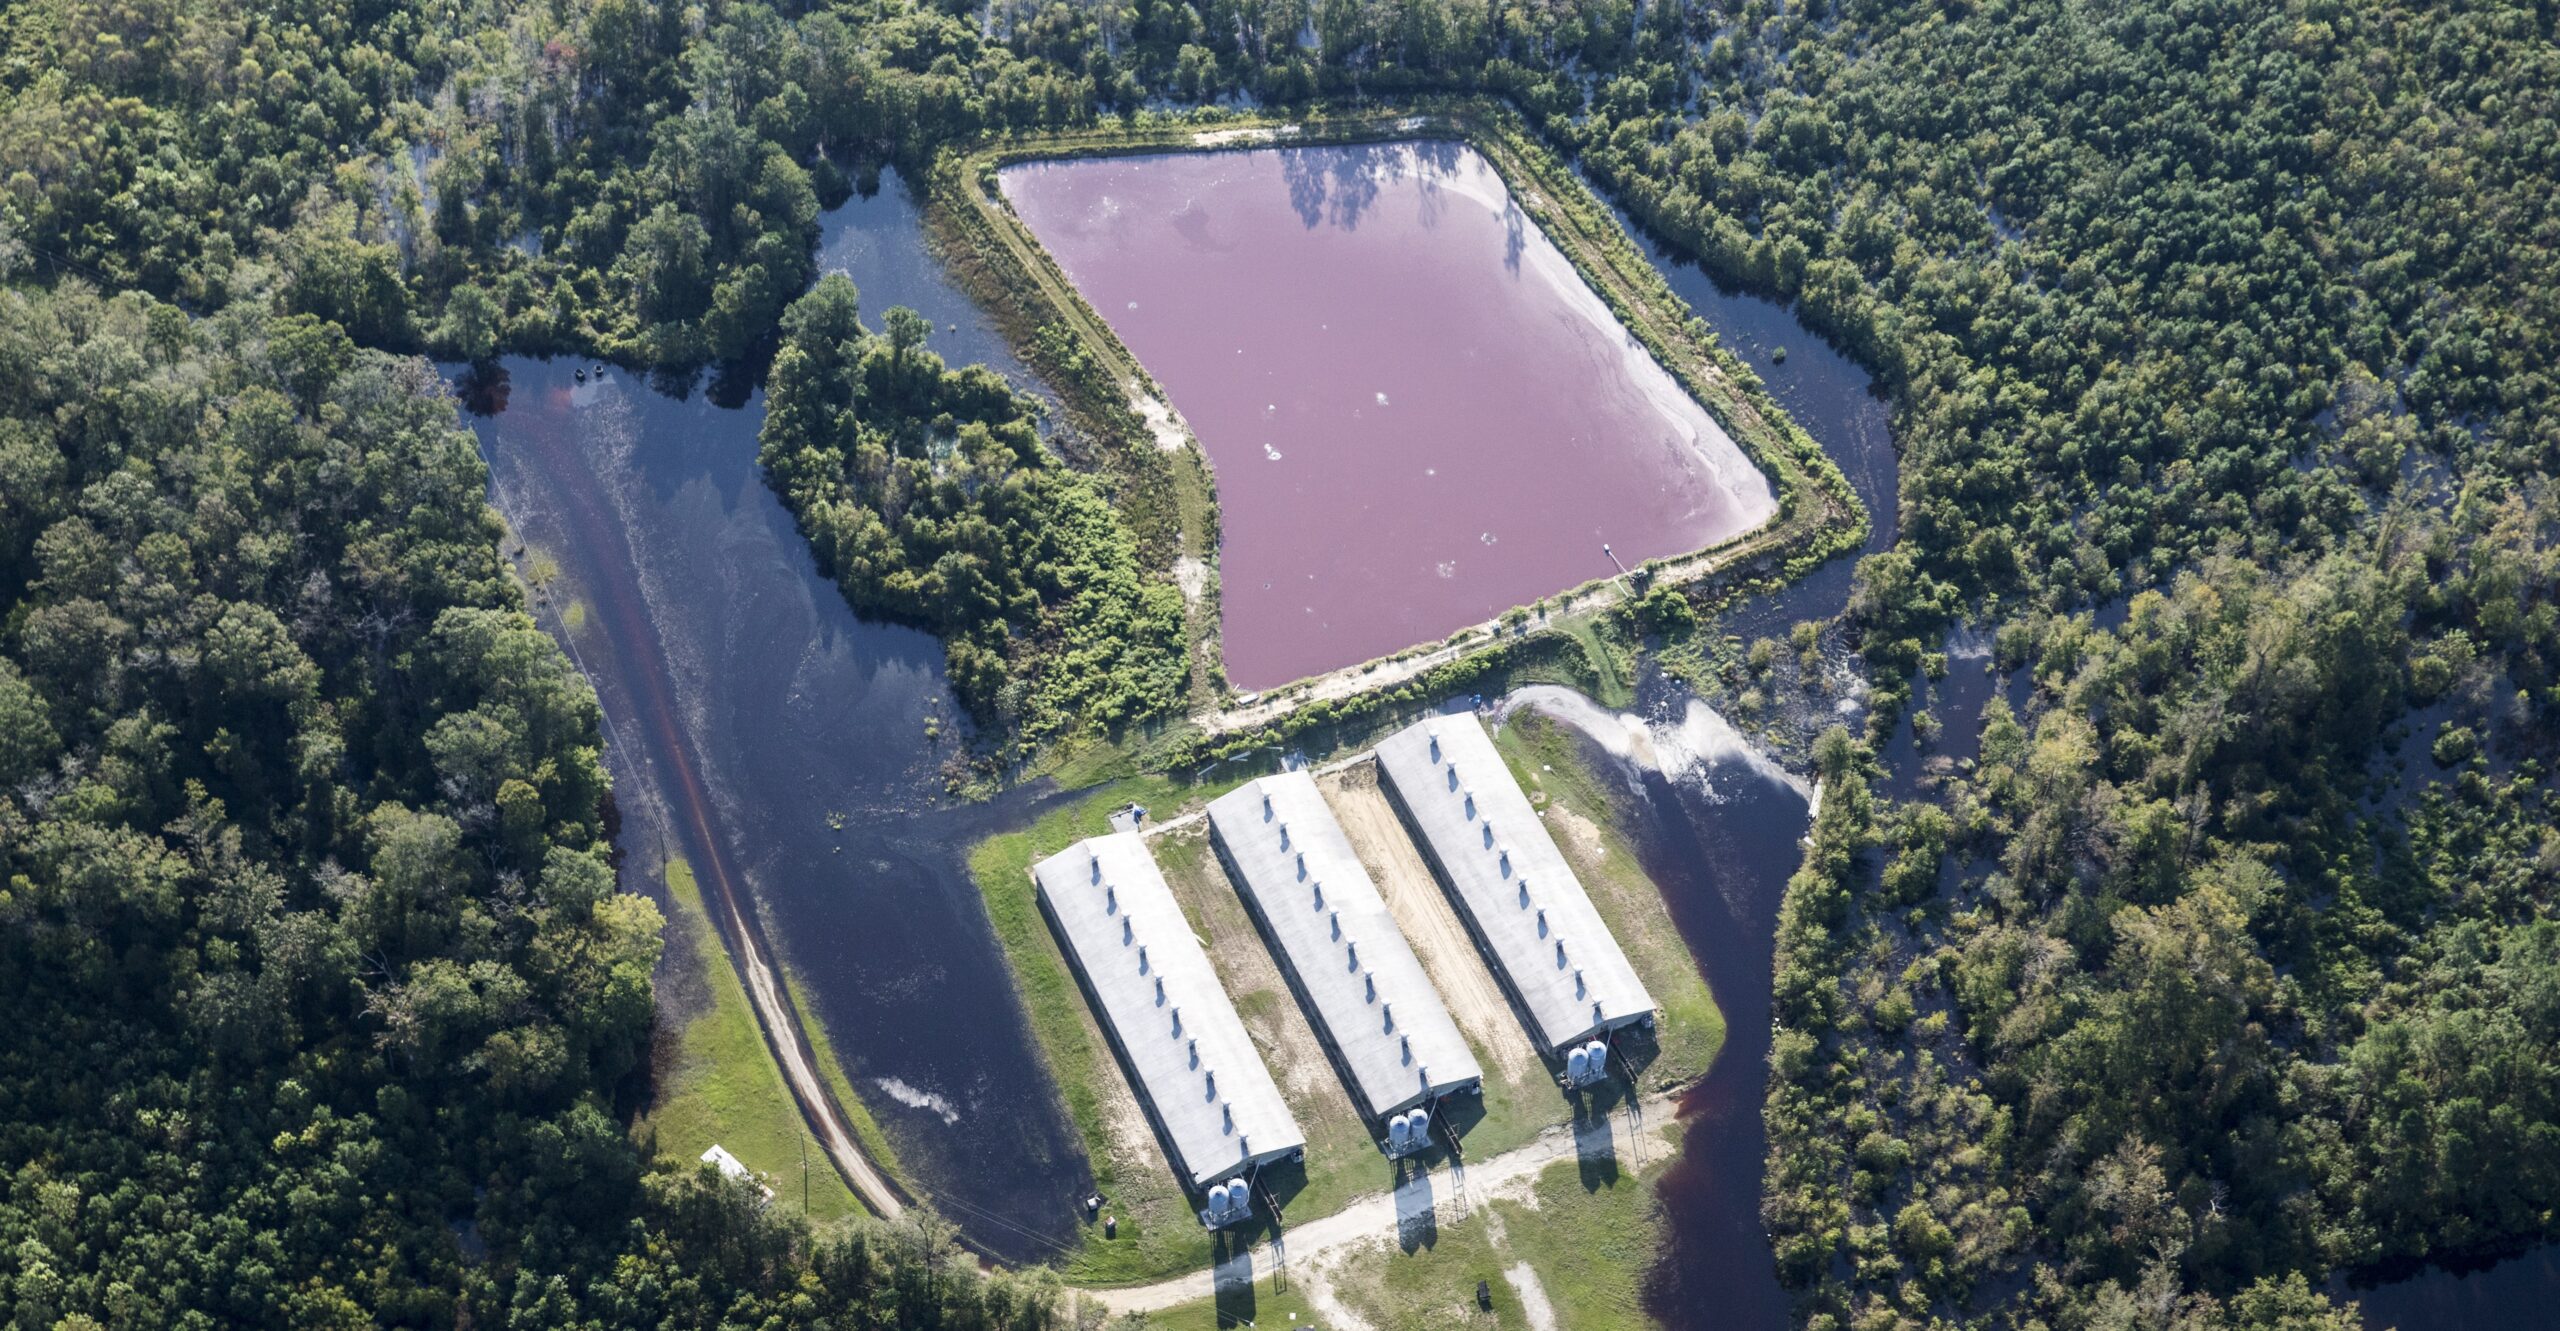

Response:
(998, 141), (1778, 690)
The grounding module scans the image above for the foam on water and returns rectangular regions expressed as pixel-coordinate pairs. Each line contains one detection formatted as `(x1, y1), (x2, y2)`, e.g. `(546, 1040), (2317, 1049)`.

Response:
(873, 1076), (963, 1126)
(1498, 685), (1812, 803)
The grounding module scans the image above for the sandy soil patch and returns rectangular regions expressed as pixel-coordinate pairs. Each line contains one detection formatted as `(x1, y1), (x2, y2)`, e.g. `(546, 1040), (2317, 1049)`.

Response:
(1192, 125), (1302, 147)
(1099, 1048), (1159, 1171)
(1132, 387), (1191, 452)
(1502, 1261), (1561, 1331)
(1172, 555), (1211, 606)
(1317, 762), (1538, 1085)
(1299, 1250), (1381, 1331)
(1544, 801), (1610, 869)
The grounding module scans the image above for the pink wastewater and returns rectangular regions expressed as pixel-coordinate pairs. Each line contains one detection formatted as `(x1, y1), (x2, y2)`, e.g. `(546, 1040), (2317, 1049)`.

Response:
(998, 141), (1778, 691)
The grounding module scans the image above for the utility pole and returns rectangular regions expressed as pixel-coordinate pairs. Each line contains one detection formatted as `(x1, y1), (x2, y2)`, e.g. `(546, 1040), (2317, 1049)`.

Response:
(800, 1128), (810, 1216)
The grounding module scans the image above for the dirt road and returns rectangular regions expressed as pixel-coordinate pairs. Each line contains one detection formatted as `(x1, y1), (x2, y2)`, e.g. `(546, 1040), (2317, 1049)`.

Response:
(522, 458), (905, 1224)
(1084, 1089), (1678, 1315)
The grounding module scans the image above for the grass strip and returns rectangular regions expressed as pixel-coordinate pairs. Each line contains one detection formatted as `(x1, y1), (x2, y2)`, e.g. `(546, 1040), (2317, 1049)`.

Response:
(639, 857), (865, 1225)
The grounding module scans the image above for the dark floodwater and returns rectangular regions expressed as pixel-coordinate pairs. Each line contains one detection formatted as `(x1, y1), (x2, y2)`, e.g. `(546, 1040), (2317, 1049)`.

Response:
(816, 170), (1036, 384)
(1610, 705), (1809, 1331)
(1618, 211), (1900, 649)
(439, 144), (2552, 1328)
(2340, 1247), (2560, 1329)
(1502, 684), (1818, 1331)
(999, 142), (1777, 690)
(1582, 250), (1899, 1328)
(458, 176), (1091, 1266)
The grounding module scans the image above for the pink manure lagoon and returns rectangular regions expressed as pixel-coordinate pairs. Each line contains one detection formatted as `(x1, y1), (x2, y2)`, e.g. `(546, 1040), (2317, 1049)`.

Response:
(998, 141), (1777, 690)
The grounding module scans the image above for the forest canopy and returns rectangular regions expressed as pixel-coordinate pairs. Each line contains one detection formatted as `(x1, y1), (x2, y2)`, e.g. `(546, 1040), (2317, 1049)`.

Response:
(0, 277), (1062, 1327)
(2, 0), (2557, 1326)
(759, 274), (1187, 745)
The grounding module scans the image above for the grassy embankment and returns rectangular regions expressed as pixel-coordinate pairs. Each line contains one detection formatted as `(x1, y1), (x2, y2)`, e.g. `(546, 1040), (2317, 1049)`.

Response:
(1491, 712), (1725, 1081)
(637, 856), (901, 1226)
(966, 710), (1721, 1302)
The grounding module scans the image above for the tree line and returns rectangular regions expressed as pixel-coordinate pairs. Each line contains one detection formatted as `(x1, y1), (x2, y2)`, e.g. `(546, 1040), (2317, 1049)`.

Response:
(6, 0), (2559, 1325)
(0, 276), (1066, 1326)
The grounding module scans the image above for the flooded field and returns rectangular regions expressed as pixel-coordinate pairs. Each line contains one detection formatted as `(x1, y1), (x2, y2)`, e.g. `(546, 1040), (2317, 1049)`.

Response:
(457, 174), (1093, 1265)
(443, 145), (2555, 1330)
(999, 141), (1778, 690)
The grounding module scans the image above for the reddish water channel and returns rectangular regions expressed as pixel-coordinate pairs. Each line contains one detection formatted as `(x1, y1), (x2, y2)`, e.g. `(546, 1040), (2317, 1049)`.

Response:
(999, 141), (1778, 690)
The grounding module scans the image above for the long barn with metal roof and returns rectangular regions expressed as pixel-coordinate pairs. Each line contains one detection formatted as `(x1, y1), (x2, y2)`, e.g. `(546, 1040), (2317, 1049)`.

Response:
(1207, 774), (1483, 1121)
(1372, 712), (1657, 1054)
(1033, 833), (1304, 1190)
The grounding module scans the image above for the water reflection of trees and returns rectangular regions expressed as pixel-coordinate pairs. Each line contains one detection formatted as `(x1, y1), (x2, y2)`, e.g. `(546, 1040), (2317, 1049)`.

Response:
(1277, 139), (1469, 232)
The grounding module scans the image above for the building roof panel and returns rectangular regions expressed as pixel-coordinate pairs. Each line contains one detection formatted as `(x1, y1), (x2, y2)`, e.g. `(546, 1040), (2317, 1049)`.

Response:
(1372, 713), (1657, 1052)
(1033, 833), (1304, 1188)
(1208, 773), (1483, 1118)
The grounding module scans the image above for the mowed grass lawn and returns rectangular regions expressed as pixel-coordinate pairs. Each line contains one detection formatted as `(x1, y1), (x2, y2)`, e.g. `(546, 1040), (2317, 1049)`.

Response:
(636, 856), (867, 1225)
(1331, 1147), (1671, 1331)
(1138, 1144), (1674, 1330)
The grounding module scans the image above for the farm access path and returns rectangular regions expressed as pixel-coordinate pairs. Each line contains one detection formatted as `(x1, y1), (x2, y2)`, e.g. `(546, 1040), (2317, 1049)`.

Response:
(1085, 1088), (1680, 1316)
